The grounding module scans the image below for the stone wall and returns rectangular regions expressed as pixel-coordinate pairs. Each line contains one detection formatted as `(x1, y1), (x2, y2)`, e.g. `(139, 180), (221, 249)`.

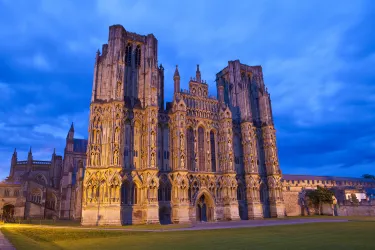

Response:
(283, 191), (300, 216)
(336, 204), (375, 216)
(283, 190), (375, 217)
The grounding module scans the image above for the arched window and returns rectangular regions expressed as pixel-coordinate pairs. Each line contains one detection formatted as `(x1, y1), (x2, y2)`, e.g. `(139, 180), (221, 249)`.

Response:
(165, 184), (171, 201)
(198, 127), (205, 171)
(135, 45), (141, 67)
(163, 126), (170, 170)
(31, 188), (42, 204)
(4, 189), (10, 197)
(187, 127), (194, 171)
(158, 125), (163, 170)
(132, 184), (138, 204)
(46, 193), (57, 210)
(35, 174), (47, 185)
(210, 130), (216, 172)
(233, 133), (242, 173)
(134, 122), (141, 169)
(125, 43), (132, 66)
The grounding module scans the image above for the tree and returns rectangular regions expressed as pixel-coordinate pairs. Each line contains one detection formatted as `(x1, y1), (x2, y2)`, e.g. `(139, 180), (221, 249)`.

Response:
(350, 193), (359, 206)
(306, 186), (334, 215)
(362, 174), (375, 180)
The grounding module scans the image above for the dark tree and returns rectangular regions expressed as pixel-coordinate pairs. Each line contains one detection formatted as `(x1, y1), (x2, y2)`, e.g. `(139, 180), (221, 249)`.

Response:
(306, 186), (334, 215)
(362, 174), (375, 180)
(350, 193), (359, 206)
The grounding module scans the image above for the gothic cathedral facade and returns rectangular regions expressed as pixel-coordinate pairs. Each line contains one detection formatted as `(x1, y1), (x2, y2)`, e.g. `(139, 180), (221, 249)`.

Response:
(81, 25), (285, 225)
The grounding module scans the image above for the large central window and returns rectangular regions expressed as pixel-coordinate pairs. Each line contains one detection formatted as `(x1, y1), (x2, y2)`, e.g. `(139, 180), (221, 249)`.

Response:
(210, 130), (216, 172)
(187, 127), (194, 171)
(198, 127), (205, 171)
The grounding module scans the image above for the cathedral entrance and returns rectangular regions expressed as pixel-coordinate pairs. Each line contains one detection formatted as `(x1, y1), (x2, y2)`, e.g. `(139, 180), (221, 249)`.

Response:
(158, 206), (171, 225)
(2, 204), (15, 222)
(196, 193), (214, 222)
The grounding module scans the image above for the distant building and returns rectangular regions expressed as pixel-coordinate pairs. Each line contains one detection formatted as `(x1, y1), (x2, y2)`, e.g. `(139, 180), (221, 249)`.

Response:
(0, 124), (87, 221)
(1, 25), (374, 223)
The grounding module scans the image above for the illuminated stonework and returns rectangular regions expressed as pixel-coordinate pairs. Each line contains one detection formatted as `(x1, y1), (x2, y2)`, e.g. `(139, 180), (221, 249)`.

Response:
(4, 25), (373, 224)
(81, 25), (284, 225)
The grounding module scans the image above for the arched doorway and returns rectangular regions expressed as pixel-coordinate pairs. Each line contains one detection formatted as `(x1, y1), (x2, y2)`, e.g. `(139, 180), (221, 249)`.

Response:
(2, 204), (15, 222)
(196, 193), (214, 222)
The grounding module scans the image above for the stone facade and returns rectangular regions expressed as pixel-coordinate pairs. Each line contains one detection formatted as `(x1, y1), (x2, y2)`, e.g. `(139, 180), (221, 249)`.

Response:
(1, 24), (375, 224)
(80, 25), (285, 225)
(0, 124), (87, 221)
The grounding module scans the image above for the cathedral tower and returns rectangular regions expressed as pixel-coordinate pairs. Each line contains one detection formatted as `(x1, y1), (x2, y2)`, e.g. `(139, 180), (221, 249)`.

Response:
(216, 60), (285, 218)
(82, 25), (164, 225)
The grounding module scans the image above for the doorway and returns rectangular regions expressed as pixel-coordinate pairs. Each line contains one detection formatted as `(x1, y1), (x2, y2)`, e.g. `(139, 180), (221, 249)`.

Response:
(2, 204), (15, 222)
(196, 193), (214, 222)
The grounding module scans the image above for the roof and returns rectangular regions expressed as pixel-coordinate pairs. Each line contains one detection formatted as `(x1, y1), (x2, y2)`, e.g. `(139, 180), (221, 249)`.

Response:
(73, 139), (88, 153)
(282, 174), (375, 183)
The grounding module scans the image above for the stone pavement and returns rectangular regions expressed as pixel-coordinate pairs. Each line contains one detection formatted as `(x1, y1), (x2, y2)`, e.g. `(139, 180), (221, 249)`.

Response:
(0, 229), (15, 250)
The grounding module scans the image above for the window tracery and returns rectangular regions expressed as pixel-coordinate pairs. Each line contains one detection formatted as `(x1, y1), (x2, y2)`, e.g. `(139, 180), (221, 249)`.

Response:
(31, 188), (42, 204)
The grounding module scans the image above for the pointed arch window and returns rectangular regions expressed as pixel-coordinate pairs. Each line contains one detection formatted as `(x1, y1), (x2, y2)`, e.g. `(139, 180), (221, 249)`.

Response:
(132, 184), (138, 204)
(210, 130), (216, 172)
(125, 43), (132, 66)
(187, 127), (194, 171)
(31, 188), (42, 204)
(135, 45), (141, 67)
(46, 193), (57, 210)
(198, 127), (205, 171)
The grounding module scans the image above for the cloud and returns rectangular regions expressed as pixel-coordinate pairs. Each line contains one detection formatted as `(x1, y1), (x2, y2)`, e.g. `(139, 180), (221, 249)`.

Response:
(0, 0), (375, 180)
(16, 53), (52, 71)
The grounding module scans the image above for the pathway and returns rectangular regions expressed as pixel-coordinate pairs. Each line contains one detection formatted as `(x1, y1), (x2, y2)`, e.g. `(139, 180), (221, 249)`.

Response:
(0, 229), (16, 250)
(180, 218), (348, 231)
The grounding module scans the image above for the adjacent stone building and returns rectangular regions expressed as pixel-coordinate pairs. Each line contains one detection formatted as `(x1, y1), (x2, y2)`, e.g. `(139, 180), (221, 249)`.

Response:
(0, 124), (87, 221)
(1, 24), (374, 224)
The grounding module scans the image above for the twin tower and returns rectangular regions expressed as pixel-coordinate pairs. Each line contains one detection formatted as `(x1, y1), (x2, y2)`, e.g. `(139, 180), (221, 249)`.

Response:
(81, 25), (285, 225)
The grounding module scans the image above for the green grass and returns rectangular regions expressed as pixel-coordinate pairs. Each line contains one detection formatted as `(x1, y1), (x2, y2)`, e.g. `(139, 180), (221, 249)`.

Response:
(271, 215), (375, 221)
(2, 221), (375, 250)
(4, 219), (191, 230)
(12, 219), (81, 227)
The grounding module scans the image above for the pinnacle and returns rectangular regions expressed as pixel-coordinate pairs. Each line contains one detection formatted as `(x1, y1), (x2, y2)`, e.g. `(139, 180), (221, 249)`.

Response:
(174, 65), (180, 78)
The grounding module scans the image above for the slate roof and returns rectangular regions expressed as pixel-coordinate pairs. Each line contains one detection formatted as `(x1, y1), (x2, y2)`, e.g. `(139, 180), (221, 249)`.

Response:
(73, 139), (88, 153)
(282, 174), (375, 183)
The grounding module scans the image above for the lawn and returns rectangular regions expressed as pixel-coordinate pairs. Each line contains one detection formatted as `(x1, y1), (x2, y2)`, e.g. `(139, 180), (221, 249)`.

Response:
(2, 221), (375, 250)
(4, 219), (192, 230)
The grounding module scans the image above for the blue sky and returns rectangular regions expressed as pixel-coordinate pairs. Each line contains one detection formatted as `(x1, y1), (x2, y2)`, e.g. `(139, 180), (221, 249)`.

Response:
(0, 0), (374, 179)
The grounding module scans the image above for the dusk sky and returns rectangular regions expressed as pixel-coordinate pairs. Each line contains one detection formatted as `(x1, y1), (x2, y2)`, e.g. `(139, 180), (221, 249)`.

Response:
(0, 0), (374, 180)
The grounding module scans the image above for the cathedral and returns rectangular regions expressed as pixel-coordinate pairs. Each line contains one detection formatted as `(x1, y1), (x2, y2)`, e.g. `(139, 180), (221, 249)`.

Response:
(1, 25), (374, 225)
(81, 24), (284, 225)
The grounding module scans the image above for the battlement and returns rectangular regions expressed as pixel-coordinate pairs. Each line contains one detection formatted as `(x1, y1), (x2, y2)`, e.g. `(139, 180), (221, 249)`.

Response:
(216, 60), (263, 79)
(16, 160), (52, 166)
(108, 24), (154, 44)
